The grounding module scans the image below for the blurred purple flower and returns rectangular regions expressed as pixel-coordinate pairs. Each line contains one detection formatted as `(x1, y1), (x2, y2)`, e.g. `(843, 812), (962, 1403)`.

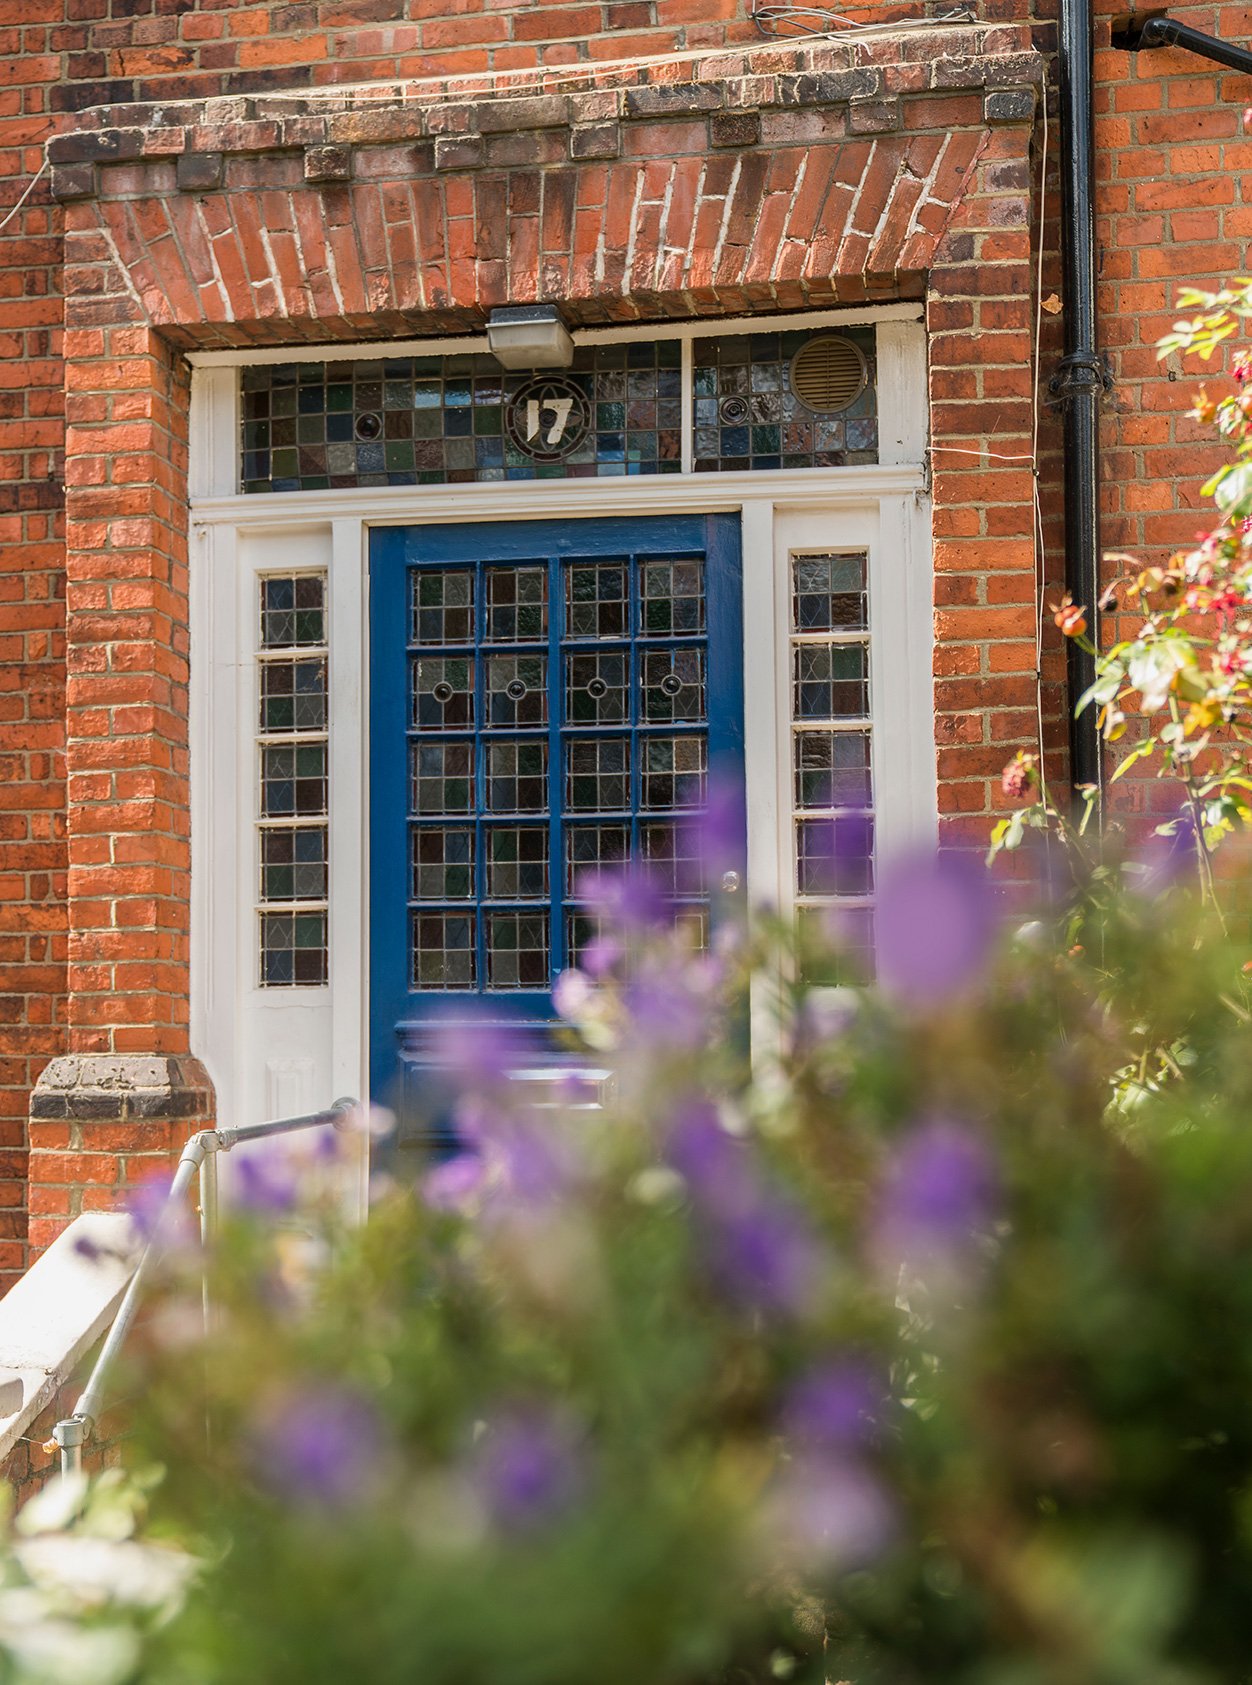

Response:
(122, 1171), (195, 1251)
(252, 1384), (385, 1510)
(472, 1405), (585, 1532)
(622, 954), (719, 1052)
(577, 863), (669, 932)
(875, 849), (998, 1006)
(431, 1101), (582, 1215)
(552, 968), (594, 1021)
(873, 1116), (998, 1282)
(580, 933), (623, 979)
(234, 1142), (299, 1214)
(708, 1198), (825, 1318)
(1133, 811), (1198, 897)
(767, 1452), (896, 1572)
(422, 1150), (488, 1215)
(781, 1359), (887, 1451)
(427, 1006), (534, 1089)
(667, 1103), (755, 1213)
(668, 1106), (828, 1319)
(697, 775), (746, 883)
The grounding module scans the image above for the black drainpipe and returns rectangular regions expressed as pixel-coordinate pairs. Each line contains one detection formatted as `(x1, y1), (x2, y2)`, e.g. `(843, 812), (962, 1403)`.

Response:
(1115, 11), (1252, 76)
(1052, 0), (1107, 795)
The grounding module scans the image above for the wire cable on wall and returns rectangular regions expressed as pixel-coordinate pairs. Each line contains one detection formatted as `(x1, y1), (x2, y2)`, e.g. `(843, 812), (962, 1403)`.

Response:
(751, 4), (975, 39)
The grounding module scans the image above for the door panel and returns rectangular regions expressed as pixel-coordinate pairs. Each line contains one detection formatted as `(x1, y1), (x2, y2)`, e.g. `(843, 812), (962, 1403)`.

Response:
(369, 515), (744, 1102)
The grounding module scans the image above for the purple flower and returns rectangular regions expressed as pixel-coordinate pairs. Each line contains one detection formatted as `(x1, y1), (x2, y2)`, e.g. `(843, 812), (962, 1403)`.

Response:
(426, 1006), (534, 1089)
(667, 1103), (754, 1212)
(552, 968), (594, 1021)
(873, 1116), (998, 1284)
(472, 1405), (585, 1532)
(696, 774), (746, 883)
(429, 1102), (582, 1215)
(1132, 811), (1198, 897)
(708, 1199), (825, 1317)
(875, 849), (998, 1006)
(233, 1142), (299, 1214)
(781, 1359), (887, 1451)
(667, 1106), (828, 1319)
(766, 1452), (896, 1572)
(252, 1384), (385, 1510)
(577, 862), (669, 932)
(580, 933), (623, 979)
(621, 953), (719, 1051)
(422, 1150), (489, 1215)
(121, 1171), (195, 1251)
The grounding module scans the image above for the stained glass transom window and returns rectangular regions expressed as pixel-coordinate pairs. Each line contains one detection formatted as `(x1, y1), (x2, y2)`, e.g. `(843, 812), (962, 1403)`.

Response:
(258, 574), (329, 986)
(789, 551), (874, 984)
(239, 326), (879, 491)
(406, 548), (712, 993)
(692, 326), (877, 473)
(242, 342), (682, 491)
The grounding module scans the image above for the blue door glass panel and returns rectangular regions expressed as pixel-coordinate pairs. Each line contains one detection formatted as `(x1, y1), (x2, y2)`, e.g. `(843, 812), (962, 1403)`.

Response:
(369, 515), (744, 1100)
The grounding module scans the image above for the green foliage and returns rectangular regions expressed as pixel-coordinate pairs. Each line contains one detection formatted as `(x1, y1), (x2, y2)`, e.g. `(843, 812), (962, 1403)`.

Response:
(7, 881), (1252, 1684)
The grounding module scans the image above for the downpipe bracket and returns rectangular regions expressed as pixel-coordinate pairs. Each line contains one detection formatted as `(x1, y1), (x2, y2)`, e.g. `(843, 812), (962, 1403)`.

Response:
(1048, 350), (1113, 403)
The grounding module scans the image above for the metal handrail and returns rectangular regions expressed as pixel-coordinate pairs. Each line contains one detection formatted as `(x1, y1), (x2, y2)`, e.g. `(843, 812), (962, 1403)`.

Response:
(52, 1098), (360, 1479)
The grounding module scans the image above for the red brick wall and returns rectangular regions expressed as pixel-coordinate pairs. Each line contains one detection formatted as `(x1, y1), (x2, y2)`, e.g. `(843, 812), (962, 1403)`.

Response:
(7, 0), (1252, 1274)
(0, 11), (70, 1289)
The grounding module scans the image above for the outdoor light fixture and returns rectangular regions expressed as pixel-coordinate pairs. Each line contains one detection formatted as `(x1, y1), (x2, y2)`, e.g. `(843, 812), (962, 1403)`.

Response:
(486, 304), (574, 369)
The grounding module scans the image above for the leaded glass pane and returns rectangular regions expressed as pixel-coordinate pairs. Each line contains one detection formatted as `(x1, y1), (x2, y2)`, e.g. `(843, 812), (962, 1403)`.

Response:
(793, 645), (869, 721)
(567, 739), (630, 812)
(414, 656), (475, 730)
(260, 656), (327, 733)
(794, 731), (873, 809)
(487, 827), (549, 899)
(261, 742), (328, 817)
(413, 828), (474, 899)
(261, 827), (328, 902)
(486, 654), (547, 728)
(641, 736), (706, 810)
(261, 575), (324, 648)
(641, 647), (704, 724)
(641, 820), (704, 895)
(692, 326), (877, 472)
(796, 814), (874, 896)
(487, 566), (547, 641)
(640, 559), (704, 636)
(413, 911), (475, 988)
(413, 741), (473, 815)
(486, 911), (549, 988)
(241, 340), (683, 493)
(565, 649), (629, 726)
(487, 740), (548, 813)
(260, 911), (328, 986)
(792, 553), (868, 632)
(413, 569), (474, 644)
(566, 823), (630, 892)
(566, 561), (628, 639)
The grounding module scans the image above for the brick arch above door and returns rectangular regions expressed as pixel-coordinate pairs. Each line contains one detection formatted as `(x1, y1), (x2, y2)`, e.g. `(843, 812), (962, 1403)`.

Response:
(51, 25), (1041, 348)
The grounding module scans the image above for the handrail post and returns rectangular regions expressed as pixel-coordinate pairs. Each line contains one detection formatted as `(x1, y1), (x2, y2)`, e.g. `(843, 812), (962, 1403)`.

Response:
(51, 1099), (358, 1483)
(51, 1413), (87, 1480)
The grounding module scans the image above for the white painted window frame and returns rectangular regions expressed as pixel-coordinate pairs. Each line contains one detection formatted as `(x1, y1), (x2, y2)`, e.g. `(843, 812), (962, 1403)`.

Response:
(188, 307), (935, 1166)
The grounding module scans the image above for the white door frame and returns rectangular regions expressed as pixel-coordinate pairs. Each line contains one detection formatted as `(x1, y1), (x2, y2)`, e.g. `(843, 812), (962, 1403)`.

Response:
(187, 310), (934, 1173)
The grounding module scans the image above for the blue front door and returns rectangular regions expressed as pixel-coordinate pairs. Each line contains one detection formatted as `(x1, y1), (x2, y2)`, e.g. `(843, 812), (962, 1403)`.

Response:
(369, 515), (744, 1102)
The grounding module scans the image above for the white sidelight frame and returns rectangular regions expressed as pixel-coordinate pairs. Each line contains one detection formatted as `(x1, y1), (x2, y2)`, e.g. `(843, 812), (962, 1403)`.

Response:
(187, 307), (935, 1162)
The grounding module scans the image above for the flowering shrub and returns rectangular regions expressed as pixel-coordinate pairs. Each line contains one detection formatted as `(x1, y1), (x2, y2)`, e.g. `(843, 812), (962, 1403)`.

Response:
(7, 855), (1252, 1684)
(993, 279), (1252, 908)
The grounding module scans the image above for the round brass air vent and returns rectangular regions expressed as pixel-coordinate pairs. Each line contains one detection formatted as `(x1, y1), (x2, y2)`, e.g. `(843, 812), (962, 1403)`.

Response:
(789, 334), (868, 414)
